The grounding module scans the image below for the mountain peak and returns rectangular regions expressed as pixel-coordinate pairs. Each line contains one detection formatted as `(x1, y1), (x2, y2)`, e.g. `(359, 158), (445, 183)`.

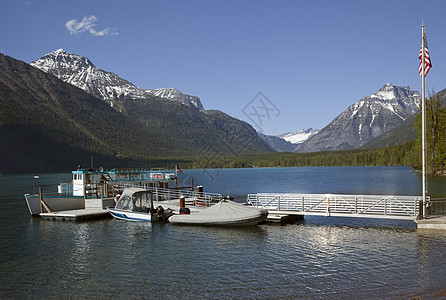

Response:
(53, 48), (66, 54)
(33, 49), (96, 74)
(372, 83), (396, 100)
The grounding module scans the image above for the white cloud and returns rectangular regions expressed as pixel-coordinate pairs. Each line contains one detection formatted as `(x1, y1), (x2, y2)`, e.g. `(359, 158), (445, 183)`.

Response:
(65, 15), (118, 36)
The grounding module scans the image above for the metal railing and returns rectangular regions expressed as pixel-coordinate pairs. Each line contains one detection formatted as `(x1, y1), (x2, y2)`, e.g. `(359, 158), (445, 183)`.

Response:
(57, 181), (222, 206)
(429, 198), (446, 216)
(146, 187), (222, 206)
(247, 193), (422, 220)
(110, 184), (222, 206)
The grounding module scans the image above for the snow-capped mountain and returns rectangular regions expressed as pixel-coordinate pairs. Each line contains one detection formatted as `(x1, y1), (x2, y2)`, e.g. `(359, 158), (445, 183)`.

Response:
(295, 83), (421, 153)
(258, 132), (295, 152)
(279, 129), (319, 144)
(30, 49), (204, 111)
(258, 128), (318, 152)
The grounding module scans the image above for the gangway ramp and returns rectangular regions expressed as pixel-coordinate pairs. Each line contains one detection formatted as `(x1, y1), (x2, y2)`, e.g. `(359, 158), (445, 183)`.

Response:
(247, 193), (422, 221)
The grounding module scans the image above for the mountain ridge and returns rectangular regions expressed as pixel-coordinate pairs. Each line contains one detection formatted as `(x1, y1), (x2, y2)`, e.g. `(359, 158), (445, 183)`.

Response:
(31, 49), (205, 111)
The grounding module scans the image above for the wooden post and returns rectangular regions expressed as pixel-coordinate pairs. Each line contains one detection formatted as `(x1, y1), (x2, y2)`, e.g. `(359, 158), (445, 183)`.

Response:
(39, 187), (43, 213)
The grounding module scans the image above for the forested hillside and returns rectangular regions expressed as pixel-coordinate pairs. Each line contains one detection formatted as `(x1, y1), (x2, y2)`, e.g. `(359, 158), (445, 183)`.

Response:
(0, 53), (271, 172)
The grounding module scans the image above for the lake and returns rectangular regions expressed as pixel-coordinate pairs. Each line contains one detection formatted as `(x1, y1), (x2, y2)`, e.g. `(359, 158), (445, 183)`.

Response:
(1, 166), (446, 299)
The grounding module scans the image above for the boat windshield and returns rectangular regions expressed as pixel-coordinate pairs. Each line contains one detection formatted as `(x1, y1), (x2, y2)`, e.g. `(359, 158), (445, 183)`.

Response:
(116, 190), (153, 212)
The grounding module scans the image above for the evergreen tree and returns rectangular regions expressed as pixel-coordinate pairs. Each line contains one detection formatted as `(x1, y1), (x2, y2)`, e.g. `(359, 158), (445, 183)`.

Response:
(415, 92), (446, 175)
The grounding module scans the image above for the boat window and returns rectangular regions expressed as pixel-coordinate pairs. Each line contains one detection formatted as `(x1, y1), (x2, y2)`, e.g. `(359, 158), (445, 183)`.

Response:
(116, 195), (132, 210)
(133, 192), (153, 212)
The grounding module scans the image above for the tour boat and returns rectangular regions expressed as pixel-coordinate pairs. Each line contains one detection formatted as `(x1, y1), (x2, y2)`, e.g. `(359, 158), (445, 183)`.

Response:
(24, 168), (178, 216)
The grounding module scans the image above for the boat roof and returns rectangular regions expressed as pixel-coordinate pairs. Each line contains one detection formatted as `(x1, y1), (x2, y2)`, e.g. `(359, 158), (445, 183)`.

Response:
(72, 168), (172, 175)
(120, 188), (149, 198)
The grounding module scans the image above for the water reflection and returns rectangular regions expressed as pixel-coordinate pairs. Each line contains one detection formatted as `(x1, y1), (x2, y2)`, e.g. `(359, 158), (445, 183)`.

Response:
(415, 230), (446, 297)
(4, 168), (446, 299)
(69, 223), (92, 273)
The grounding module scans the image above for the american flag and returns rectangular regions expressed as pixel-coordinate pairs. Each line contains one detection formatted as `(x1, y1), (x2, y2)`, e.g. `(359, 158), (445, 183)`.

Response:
(176, 166), (183, 174)
(419, 33), (432, 76)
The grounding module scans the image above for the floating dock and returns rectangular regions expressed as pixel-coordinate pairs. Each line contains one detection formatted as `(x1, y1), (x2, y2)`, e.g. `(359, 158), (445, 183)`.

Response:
(417, 216), (446, 230)
(36, 192), (115, 221)
(40, 208), (112, 221)
(262, 213), (304, 225)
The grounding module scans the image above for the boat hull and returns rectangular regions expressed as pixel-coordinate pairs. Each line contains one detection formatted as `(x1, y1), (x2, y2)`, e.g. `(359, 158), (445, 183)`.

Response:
(106, 208), (153, 222)
(24, 194), (85, 216)
(106, 207), (173, 222)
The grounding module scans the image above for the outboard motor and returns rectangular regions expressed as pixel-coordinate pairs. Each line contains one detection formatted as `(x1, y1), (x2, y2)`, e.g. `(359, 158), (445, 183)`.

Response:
(155, 206), (165, 221)
(156, 205), (164, 216)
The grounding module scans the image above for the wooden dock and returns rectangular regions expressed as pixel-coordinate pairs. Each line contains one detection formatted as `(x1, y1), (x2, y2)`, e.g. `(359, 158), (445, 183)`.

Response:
(40, 208), (112, 221)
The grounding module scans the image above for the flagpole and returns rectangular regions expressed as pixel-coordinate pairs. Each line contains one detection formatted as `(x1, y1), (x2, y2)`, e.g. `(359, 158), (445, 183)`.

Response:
(421, 24), (427, 219)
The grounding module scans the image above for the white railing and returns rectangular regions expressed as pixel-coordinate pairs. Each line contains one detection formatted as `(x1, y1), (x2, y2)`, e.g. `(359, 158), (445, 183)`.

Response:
(247, 193), (422, 220)
(147, 187), (222, 206)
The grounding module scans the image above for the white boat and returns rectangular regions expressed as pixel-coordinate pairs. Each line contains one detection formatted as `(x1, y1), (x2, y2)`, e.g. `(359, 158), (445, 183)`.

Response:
(169, 199), (268, 226)
(106, 188), (173, 222)
(24, 168), (178, 216)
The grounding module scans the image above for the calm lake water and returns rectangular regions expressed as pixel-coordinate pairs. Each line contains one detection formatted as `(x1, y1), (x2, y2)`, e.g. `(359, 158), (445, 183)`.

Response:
(1, 166), (446, 299)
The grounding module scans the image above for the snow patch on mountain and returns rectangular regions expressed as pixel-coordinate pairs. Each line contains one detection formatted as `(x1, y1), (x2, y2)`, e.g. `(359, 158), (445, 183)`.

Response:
(279, 128), (319, 144)
(259, 128), (319, 152)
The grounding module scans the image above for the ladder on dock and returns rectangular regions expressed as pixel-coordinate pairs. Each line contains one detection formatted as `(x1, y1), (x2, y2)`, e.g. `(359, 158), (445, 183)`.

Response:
(247, 193), (422, 220)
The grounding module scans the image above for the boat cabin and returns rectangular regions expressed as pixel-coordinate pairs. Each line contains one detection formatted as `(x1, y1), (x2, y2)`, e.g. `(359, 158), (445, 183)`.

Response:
(58, 168), (178, 197)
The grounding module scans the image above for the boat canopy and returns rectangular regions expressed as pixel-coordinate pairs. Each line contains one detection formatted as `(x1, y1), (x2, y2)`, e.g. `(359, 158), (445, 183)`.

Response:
(115, 188), (154, 212)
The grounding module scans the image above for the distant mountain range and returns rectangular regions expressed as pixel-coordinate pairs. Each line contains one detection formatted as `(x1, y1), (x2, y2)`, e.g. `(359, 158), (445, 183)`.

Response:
(261, 84), (422, 153)
(259, 129), (319, 152)
(0, 51), (272, 172)
(279, 129), (319, 144)
(2, 47), (443, 172)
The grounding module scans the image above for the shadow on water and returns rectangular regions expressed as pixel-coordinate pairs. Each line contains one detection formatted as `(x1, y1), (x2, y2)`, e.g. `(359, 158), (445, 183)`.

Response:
(299, 215), (417, 231)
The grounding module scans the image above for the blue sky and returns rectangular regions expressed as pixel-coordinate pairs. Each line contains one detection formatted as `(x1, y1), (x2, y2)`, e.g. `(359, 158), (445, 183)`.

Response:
(1, 0), (445, 135)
